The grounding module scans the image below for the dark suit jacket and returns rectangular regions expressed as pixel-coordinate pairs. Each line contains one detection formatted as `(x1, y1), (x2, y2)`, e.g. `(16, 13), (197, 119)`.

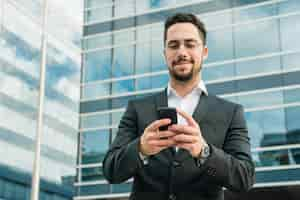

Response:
(103, 89), (255, 200)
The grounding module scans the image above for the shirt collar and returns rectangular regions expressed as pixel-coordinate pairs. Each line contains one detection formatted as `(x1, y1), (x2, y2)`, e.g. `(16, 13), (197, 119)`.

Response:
(167, 80), (208, 97)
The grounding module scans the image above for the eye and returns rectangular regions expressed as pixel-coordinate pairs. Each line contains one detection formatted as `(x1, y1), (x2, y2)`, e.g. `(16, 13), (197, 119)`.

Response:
(167, 42), (179, 50)
(185, 42), (197, 49)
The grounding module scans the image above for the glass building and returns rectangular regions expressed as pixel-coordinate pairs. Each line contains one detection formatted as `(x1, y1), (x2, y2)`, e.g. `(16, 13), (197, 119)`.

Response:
(84, 0), (298, 199)
(0, 0), (82, 199)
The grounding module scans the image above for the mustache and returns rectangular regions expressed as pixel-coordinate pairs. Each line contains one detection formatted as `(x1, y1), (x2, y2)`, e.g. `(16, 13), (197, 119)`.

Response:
(172, 57), (194, 66)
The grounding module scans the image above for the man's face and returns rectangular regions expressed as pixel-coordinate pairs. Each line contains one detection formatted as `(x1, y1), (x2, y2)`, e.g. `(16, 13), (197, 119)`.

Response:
(164, 23), (208, 82)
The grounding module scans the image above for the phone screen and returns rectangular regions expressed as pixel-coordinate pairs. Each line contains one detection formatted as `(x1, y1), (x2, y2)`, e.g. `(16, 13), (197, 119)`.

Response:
(157, 107), (177, 131)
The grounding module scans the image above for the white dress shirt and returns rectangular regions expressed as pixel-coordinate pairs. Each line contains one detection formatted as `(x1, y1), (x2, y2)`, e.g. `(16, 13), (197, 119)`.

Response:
(167, 80), (208, 151)
(167, 80), (208, 126)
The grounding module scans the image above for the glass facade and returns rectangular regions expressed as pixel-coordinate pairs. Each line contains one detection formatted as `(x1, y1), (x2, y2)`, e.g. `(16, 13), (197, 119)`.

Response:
(0, 0), (82, 199)
(77, 0), (300, 199)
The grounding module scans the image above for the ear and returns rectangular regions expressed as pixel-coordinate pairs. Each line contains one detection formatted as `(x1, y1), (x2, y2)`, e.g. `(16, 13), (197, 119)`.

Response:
(202, 46), (208, 60)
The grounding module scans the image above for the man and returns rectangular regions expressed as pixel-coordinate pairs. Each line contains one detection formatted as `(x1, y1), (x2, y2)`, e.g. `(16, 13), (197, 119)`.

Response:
(103, 13), (255, 200)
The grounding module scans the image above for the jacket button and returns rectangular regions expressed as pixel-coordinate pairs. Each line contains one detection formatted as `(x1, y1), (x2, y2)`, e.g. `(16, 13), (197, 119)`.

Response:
(172, 161), (181, 167)
(169, 194), (176, 200)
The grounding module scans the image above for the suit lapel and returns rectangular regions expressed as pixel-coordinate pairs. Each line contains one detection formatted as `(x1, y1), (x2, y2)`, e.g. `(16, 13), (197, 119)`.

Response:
(175, 93), (210, 162)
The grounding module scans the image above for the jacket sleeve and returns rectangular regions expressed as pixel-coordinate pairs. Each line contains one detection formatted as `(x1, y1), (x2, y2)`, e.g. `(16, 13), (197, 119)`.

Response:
(199, 104), (255, 192)
(102, 100), (143, 183)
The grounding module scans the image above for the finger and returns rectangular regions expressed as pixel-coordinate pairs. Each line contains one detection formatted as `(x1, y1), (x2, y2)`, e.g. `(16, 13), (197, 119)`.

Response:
(149, 138), (176, 147)
(169, 124), (199, 136)
(176, 108), (198, 127)
(151, 130), (178, 140)
(173, 134), (198, 143)
(146, 119), (171, 131)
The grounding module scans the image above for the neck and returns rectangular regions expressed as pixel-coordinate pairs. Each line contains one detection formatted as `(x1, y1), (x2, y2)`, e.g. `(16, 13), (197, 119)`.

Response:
(170, 75), (200, 97)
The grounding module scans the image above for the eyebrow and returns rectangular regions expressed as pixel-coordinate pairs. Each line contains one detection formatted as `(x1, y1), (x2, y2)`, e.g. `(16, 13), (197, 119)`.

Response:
(167, 39), (199, 44)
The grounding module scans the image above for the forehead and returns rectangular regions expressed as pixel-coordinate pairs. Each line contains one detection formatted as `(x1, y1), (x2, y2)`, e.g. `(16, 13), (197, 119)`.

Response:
(166, 23), (200, 41)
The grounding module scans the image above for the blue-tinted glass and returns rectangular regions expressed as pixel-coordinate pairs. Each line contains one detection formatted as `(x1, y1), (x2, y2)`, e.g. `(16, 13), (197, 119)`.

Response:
(136, 43), (151, 74)
(151, 74), (168, 89)
(113, 46), (134, 77)
(15, 183), (26, 199)
(222, 96), (238, 104)
(238, 90), (283, 109)
(80, 113), (110, 129)
(234, 20), (280, 58)
(286, 107), (300, 147)
(245, 108), (286, 148)
(83, 34), (112, 50)
(256, 168), (300, 183)
(206, 29), (234, 63)
(82, 166), (105, 181)
(84, 49), (112, 82)
(114, 30), (135, 45)
(85, 6), (113, 23)
(280, 14), (300, 51)
(282, 52), (300, 70)
(236, 56), (281, 76)
(202, 11), (232, 28)
(80, 99), (110, 113)
(284, 88), (300, 104)
(78, 184), (110, 196)
(202, 64), (235, 82)
(114, 0), (135, 17)
(151, 25), (163, 39)
(112, 96), (135, 109)
(253, 149), (291, 167)
(111, 182), (132, 193)
(3, 181), (14, 199)
(234, 3), (277, 23)
(136, 76), (152, 90)
(112, 111), (124, 125)
(81, 130), (110, 164)
(278, 0), (300, 14)
(151, 41), (165, 72)
(85, 0), (112, 9)
(112, 79), (135, 94)
(82, 82), (110, 100)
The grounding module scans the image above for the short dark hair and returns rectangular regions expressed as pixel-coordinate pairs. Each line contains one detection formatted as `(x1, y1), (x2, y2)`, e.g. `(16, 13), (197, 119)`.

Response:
(164, 13), (207, 45)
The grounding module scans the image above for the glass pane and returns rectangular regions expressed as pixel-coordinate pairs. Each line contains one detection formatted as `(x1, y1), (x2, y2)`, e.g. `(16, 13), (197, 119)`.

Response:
(112, 79), (135, 94)
(113, 46), (134, 77)
(206, 28), (234, 63)
(238, 90), (283, 109)
(280, 14), (300, 51)
(236, 56), (281, 76)
(246, 108), (286, 148)
(111, 182), (132, 193)
(202, 64), (235, 82)
(136, 42), (151, 74)
(234, 20), (280, 58)
(253, 149), (290, 167)
(81, 166), (105, 181)
(151, 40), (165, 72)
(82, 82), (110, 100)
(81, 130), (110, 164)
(80, 113), (110, 129)
(77, 184), (110, 196)
(84, 49), (112, 82)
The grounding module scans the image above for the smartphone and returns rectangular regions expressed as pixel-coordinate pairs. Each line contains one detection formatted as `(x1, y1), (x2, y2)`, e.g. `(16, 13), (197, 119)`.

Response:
(157, 107), (177, 131)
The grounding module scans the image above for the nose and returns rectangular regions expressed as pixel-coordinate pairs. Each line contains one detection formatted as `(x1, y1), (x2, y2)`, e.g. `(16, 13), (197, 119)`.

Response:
(176, 44), (189, 57)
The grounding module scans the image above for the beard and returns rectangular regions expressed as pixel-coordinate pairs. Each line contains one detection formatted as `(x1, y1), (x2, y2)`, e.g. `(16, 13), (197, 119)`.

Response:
(169, 58), (202, 82)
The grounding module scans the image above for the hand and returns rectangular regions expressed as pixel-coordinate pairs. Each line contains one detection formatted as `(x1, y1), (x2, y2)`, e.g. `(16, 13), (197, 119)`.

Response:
(139, 119), (177, 156)
(169, 108), (206, 158)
